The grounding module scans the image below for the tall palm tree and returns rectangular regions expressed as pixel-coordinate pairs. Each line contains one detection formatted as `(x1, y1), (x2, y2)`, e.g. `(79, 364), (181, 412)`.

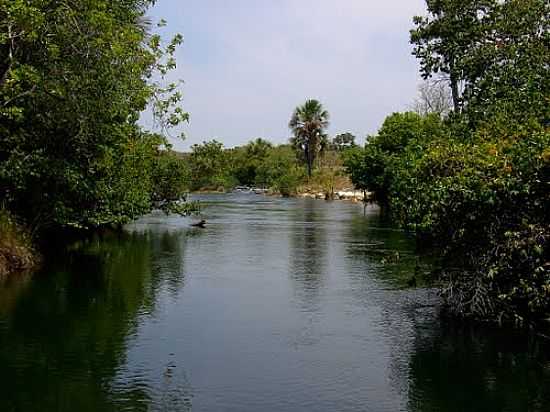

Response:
(289, 99), (330, 178)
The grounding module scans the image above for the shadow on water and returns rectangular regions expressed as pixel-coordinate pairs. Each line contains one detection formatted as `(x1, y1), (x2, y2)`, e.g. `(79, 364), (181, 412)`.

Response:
(341, 203), (550, 412)
(345, 204), (436, 289)
(0, 228), (195, 412)
(407, 319), (550, 412)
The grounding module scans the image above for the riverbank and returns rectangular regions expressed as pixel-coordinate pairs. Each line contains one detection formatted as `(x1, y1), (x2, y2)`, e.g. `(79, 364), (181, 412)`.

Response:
(0, 210), (39, 277)
(194, 175), (372, 202)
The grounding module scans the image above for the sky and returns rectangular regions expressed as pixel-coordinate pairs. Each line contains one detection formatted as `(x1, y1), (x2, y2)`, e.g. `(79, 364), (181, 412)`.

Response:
(145, 0), (428, 150)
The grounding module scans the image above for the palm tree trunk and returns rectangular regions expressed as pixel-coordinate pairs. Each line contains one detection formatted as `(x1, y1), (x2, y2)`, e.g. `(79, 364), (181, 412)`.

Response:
(305, 148), (312, 178)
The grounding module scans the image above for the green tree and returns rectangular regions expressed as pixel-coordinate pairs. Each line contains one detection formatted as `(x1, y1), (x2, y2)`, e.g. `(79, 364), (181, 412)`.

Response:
(331, 133), (357, 151)
(151, 149), (196, 215)
(289, 99), (330, 178)
(344, 112), (445, 204)
(411, 0), (549, 125)
(343, 144), (389, 203)
(316, 150), (342, 199)
(188, 140), (235, 191)
(342, 0), (549, 324)
(255, 145), (304, 196)
(0, 0), (189, 230)
(461, 0), (549, 126)
(231, 138), (273, 186)
(411, 0), (497, 113)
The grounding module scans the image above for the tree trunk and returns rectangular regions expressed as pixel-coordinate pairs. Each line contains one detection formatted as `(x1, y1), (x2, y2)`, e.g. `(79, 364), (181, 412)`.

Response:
(449, 57), (461, 113)
(0, 24), (16, 87)
(305, 147), (312, 178)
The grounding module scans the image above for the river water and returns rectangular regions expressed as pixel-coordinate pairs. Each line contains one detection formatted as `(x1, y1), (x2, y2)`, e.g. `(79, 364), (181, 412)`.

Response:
(1, 194), (549, 411)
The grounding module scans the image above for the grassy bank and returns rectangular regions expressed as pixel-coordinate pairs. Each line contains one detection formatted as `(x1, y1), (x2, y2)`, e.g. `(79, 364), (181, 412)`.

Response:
(0, 209), (38, 277)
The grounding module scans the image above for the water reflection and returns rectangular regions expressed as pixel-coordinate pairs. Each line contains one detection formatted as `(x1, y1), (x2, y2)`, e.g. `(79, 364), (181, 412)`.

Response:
(407, 321), (550, 412)
(0, 229), (194, 412)
(289, 199), (327, 312)
(344, 206), (433, 289)
(1, 196), (549, 412)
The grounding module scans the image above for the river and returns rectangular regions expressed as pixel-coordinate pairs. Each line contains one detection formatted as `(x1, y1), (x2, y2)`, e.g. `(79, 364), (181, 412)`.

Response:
(1, 194), (549, 411)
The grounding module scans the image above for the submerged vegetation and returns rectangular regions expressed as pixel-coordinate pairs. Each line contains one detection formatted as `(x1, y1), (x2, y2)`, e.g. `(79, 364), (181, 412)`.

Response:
(344, 0), (549, 324)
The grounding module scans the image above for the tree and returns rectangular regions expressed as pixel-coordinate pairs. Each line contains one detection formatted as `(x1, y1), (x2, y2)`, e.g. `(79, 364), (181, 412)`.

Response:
(231, 138), (273, 186)
(0, 0), (189, 230)
(344, 0), (549, 322)
(246, 138), (273, 159)
(343, 144), (389, 203)
(412, 78), (453, 117)
(317, 150), (342, 200)
(151, 149), (195, 214)
(188, 140), (236, 191)
(289, 99), (330, 178)
(344, 112), (446, 204)
(255, 145), (304, 197)
(461, 0), (550, 126)
(411, 0), (548, 126)
(331, 133), (357, 151)
(410, 0), (497, 113)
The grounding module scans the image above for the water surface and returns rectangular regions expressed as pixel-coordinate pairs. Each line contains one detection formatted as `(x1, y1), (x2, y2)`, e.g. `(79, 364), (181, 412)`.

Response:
(1, 194), (549, 411)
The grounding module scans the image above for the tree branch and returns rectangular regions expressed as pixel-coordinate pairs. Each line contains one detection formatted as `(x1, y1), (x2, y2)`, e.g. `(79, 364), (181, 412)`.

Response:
(2, 85), (37, 107)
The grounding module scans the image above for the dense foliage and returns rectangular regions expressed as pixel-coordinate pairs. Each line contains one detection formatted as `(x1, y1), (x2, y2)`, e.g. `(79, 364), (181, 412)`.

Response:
(185, 140), (306, 196)
(0, 0), (191, 232)
(344, 112), (446, 204)
(346, 0), (549, 324)
(187, 140), (236, 191)
(411, 0), (549, 124)
(184, 132), (362, 199)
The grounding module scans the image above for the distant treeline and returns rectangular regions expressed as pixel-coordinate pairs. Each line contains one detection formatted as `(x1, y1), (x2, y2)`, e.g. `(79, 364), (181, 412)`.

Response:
(344, 0), (549, 324)
(182, 133), (356, 196)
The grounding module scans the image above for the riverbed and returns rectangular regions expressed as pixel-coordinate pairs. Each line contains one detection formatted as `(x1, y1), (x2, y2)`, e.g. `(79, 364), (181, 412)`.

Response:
(0, 194), (548, 411)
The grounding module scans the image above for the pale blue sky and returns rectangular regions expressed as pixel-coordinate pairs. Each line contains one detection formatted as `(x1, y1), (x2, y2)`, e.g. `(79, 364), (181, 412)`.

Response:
(145, 0), (427, 150)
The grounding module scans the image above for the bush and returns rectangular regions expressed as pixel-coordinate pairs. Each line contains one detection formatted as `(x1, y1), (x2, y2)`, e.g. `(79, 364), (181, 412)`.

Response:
(348, 113), (549, 322)
(407, 129), (550, 322)
(255, 145), (305, 195)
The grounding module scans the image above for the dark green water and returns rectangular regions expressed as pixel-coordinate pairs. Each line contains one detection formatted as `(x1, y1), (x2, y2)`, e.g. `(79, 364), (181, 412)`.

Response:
(1, 194), (549, 412)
